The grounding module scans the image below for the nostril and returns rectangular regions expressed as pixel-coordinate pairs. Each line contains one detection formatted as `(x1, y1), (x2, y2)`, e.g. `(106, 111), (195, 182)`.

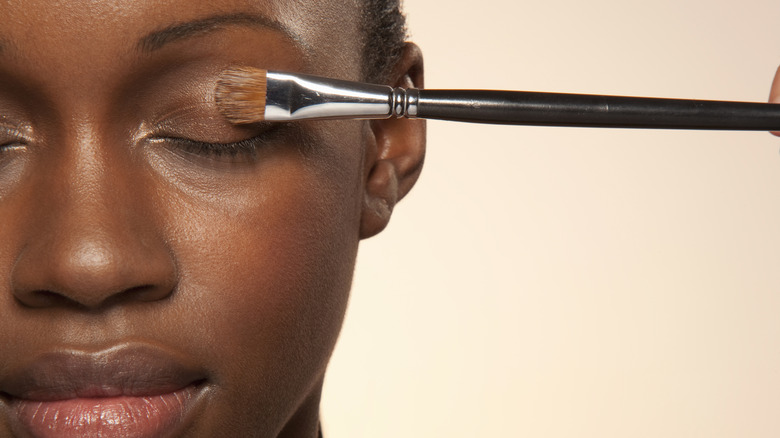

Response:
(86, 284), (177, 309)
(14, 289), (84, 309)
(115, 284), (175, 304)
(15, 284), (175, 310)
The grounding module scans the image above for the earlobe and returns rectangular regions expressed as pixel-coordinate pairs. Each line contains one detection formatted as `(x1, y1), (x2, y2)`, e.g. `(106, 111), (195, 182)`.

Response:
(359, 42), (426, 239)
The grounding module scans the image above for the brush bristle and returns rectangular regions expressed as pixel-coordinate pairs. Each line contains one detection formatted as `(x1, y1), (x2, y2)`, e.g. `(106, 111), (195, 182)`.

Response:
(215, 67), (267, 124)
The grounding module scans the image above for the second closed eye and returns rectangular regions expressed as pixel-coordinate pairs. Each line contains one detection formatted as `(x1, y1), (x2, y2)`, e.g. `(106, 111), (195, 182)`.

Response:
(151, 134), (270, 159)
(142, 100), (286, 158)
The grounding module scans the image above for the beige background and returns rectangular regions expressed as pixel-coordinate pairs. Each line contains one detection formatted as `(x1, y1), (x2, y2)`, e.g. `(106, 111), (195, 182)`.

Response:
(322, 0), (780, 436)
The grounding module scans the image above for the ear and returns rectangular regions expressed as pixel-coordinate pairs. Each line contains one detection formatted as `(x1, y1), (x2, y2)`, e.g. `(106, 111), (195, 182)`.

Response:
(359, 42), (426, 239)
(770, 64), (780, 136)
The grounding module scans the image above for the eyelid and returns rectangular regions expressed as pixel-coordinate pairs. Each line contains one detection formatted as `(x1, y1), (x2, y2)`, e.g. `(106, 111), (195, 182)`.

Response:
(145, 121), (285, 161)
(153, 120), (281, 146)
(142, 100), (268, 144)
(0, 121), (33, 139)
(149, 102), (211, 126)
(0, 122), (34, 147)
(145, 99), (278, 136)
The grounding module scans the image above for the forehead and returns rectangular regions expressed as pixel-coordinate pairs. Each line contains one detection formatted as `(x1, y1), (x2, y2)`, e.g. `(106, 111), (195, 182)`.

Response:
(0, 0), (365, 89)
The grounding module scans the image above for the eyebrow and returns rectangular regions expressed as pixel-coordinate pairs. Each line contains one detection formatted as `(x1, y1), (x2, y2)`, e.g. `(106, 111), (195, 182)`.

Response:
(137, 12), (301, 53)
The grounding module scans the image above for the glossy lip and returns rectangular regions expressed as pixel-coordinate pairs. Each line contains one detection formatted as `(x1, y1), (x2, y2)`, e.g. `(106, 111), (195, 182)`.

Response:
(0, 344), (209, 438)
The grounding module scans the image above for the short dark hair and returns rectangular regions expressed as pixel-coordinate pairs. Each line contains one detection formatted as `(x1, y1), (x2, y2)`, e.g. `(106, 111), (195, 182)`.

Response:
(361, 0), (407, 82)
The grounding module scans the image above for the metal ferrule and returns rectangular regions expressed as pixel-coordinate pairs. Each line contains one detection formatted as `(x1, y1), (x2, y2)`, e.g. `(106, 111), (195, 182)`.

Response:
(264, 71), (419, 121)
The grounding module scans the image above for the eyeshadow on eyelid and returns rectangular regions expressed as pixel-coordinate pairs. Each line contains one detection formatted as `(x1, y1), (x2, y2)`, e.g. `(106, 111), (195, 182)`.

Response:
(152, 103), (214, 125)
(0, 122), (32, 139)
(145, 102), (264, 145)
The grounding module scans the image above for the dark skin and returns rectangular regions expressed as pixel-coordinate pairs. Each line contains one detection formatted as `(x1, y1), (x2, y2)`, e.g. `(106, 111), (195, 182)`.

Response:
(0, 0), (424, 437)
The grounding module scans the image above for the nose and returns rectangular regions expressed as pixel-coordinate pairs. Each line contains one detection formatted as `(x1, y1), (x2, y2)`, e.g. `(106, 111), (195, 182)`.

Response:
(11, 132), (177, 310)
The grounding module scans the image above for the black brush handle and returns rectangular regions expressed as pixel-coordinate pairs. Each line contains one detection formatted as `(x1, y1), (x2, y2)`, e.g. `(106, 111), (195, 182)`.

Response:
(415, 89), (780, 130)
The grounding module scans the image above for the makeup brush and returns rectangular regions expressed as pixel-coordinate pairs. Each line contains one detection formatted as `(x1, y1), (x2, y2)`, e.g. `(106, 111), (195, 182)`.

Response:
(215, 67), (780, 130)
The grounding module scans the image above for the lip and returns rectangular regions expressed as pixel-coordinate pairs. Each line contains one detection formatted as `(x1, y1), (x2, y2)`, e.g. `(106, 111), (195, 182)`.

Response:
(0, 344), (208, 438)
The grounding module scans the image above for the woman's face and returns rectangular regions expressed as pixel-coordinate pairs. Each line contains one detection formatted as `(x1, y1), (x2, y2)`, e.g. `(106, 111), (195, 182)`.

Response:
(0, 0), (423, 436)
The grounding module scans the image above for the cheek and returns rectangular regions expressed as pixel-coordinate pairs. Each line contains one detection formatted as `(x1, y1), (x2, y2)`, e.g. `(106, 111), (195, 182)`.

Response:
(151, 122), (364, 425)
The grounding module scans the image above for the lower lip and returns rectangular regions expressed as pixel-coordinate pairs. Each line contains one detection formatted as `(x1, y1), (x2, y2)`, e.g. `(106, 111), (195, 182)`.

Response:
(8, 385), (203, 438)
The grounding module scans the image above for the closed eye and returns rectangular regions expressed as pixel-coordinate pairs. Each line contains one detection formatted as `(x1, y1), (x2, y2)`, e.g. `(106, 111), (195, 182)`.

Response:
(147, 121), (285, 161)
(159, 134), (268, 158)
(0, 125), (31, 153)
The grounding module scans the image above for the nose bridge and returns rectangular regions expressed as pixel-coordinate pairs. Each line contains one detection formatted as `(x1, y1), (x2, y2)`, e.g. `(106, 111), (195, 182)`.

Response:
(70, 119), (133, 213)
(46, 114), (135, 238)
(11, 114), (177, 309)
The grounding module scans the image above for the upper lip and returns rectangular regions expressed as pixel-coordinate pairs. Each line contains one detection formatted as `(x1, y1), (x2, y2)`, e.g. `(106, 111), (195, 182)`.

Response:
(0, 343), (206, 401)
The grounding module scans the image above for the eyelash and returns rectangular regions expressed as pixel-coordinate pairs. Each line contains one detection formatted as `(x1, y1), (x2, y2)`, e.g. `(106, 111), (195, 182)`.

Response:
(164, 135), (267, 158)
